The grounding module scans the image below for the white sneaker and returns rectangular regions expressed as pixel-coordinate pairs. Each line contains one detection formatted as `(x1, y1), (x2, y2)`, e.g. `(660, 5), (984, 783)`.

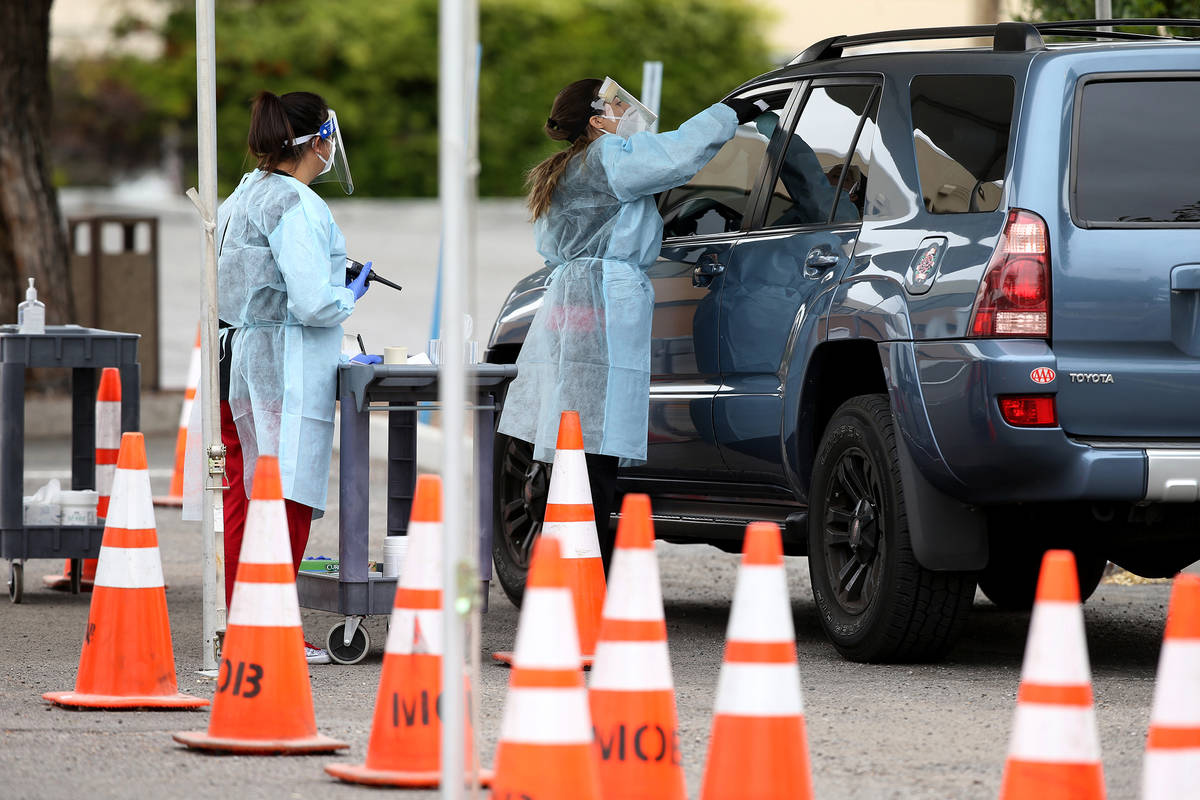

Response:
(305, 643), (332, 665)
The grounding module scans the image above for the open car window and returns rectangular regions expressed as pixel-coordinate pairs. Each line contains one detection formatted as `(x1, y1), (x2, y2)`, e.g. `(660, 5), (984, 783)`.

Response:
(659, 84), (797, 239)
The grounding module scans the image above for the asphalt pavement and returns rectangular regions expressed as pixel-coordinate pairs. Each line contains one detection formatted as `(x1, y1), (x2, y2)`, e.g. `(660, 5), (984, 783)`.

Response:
(0, 433), (1184, 799)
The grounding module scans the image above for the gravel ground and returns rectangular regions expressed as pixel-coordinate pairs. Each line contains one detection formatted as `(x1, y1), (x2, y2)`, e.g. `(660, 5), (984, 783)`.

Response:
(0, 433), (1188, 799)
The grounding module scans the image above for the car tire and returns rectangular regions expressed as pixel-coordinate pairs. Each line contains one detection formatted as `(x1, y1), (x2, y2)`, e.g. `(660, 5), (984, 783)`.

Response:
(978, 545), (1107, 611)
(491, 431), (617, 607)
(492, 432), (551, 607)
(808, 394), (976, 663)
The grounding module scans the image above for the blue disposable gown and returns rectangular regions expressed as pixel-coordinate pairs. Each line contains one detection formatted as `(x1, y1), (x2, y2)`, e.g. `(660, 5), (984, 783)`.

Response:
(498, 103), (738, 464)
(216, 170), (355, 512)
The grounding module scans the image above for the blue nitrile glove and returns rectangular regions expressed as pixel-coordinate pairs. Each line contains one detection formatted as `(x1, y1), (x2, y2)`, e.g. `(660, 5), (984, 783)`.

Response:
(349, 353), (382, 365)
(347, 259), (372, 300)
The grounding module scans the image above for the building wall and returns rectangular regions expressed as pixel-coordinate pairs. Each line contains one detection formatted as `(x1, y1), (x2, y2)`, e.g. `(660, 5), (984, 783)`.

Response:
(51, 1), (1041, 62)
(50, 0), (164, 59)
(761, 0), (1031, 58)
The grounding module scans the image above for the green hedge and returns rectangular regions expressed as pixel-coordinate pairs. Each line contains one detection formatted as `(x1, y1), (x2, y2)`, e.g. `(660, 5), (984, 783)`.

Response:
(63, 0), (773, 197)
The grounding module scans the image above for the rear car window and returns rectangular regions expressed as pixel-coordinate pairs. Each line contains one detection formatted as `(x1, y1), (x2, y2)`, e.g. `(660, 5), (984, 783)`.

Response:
(910, 75), (1015, 214)
(1073, 78), (1200, 226)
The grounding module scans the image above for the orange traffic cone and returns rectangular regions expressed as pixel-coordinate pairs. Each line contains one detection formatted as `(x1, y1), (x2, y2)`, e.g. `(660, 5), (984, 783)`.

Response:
(1142, 573), (1200, 798)
(700, 522), (813, 800)
(1000, 550), (1105, 799)
(43, 432), (208, 710)
(491, 536), (602, 800)
(174, 455), (347, 754)
(589, 494), (686, 800)
(45, 367), (122, 592)
(326, 474), (491, 786)
(495, 410), (606, 667)
(155, 326), (199, 507)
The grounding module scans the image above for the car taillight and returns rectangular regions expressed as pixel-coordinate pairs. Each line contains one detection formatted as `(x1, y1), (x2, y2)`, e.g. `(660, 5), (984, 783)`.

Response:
(969, 208), (1050, 338)
(998, 395), (1057, 427)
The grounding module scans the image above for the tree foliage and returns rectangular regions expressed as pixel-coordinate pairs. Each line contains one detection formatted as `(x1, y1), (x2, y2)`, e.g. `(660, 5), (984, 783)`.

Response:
(54, 0), (773, 197)
(1022, 0), (1200, 33)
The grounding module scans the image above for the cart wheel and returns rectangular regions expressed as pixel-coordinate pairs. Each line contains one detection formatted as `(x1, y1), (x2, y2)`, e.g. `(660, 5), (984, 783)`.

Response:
(8, 562), (23, 604)
(326, 622), (371, 665)
(69, 559), (82, 595)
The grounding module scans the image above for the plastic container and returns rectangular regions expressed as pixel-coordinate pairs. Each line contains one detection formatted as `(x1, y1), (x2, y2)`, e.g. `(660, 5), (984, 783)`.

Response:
(59, 490), (99, 525)
(382, 536), (408, 578)
(17, 277), (45, 335)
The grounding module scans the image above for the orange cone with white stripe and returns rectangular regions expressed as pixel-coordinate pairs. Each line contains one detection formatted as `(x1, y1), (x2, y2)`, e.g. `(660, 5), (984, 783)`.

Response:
(589, 494), (686, 800)
(43, 432), (208, 710)
(1142, 573), (1200, 798)
(491, 536), (603, 800)
(1000, 549), (1105, 799)
(495, 410), (606, 666)
(174, 455), (346, 754)
(700, 522), (813, 800)
(155, 326), (199, 507)
(326, 474), (491, 786)
(45, 367), (122, 591)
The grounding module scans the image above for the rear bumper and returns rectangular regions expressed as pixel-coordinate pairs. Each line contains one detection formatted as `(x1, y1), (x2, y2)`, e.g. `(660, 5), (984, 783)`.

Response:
(885, 340), (1172, 504)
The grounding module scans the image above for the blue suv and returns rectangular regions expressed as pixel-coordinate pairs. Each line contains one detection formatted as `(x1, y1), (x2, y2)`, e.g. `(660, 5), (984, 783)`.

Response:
(486, 20), (1200, 661)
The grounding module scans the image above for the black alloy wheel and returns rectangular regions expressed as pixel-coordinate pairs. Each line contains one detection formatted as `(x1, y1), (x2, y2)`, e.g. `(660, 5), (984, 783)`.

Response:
(821, 447), (886, 616)
(492, 432), (551, 606)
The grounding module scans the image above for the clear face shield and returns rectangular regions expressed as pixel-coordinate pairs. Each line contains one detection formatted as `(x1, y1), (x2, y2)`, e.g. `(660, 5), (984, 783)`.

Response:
(592, 77), (657, 138)
(291, 109), (353, 194)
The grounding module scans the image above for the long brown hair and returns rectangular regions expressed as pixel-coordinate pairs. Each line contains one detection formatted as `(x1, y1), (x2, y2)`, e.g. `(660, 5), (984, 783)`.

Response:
(525, 78), (603, 220)
(248, 90), (328, 174)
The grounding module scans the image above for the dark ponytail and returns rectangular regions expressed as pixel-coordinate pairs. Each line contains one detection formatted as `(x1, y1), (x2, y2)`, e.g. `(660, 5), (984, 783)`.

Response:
(526, 78), (603, 220)
(248, 90), (329, 174)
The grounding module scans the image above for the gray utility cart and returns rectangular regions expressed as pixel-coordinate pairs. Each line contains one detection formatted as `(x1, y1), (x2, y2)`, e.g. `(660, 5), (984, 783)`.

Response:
(295, 362), (516, 664)
(0, 326), (140, 602)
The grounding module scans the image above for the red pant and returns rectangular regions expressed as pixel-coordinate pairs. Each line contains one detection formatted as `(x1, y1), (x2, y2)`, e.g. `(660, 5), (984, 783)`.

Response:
(221, 401), (312, 609)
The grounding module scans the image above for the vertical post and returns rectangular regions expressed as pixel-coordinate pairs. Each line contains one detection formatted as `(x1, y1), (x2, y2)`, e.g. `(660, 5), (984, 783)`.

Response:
(339, 379), (370, 583)
(194, 0), (224, 674)
(641, 60), (663, 134)
(439, 0), (474, 794)
(1096, 0), (1112, 33)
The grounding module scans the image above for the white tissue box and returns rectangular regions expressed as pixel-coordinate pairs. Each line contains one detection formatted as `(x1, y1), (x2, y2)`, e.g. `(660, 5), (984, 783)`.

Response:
(23, 499), (61, 525)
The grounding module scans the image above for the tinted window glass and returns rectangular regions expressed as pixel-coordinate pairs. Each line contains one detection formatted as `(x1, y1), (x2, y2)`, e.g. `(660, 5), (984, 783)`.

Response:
(910, 75), (1014, 214)
(764, 85), (878, 228)
(659, 86), (793, 238)
(1075, 79), (1200, 224)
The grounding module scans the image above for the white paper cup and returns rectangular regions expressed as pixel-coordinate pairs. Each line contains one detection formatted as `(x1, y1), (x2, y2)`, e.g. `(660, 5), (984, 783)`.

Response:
(384, 346), (408, 365)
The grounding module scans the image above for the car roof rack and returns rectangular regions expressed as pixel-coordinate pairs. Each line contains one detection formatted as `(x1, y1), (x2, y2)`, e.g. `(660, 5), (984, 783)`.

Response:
(790, 18), (1200, 64)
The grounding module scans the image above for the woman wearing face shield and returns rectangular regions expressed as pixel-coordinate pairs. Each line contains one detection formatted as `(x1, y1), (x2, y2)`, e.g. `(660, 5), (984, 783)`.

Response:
(213, 90), (365, 664)
(497, 77), (768, 560)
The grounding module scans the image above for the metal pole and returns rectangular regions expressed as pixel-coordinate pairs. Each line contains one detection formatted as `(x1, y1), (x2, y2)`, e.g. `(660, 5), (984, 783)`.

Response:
(641, 60), (663, 134)
(439, 0), (473, 794)
(1096, 0), (1113, 33)
(192, 0), (225, 674)
(465, 34), (483, 800)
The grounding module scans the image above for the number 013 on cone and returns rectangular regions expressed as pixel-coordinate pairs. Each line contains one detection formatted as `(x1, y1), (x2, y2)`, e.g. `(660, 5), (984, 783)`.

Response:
(173, 456), (346, 755)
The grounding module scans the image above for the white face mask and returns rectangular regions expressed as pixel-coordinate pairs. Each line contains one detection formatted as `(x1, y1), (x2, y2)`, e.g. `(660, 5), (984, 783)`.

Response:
(601, 106), (651, 139)
(614, 108), (650, 138)
(315, 139), (336, 175)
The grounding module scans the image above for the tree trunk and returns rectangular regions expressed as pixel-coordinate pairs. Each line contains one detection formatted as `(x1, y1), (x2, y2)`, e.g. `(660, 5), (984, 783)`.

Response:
(0, 0), (73, 325)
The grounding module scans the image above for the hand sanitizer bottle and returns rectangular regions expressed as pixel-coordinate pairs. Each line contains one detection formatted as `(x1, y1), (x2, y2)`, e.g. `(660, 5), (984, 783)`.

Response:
(17, 277), (45, 335)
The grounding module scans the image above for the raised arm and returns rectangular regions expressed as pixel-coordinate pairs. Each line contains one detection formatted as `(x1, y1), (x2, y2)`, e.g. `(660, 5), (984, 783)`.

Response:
(599, 103), (739, 202)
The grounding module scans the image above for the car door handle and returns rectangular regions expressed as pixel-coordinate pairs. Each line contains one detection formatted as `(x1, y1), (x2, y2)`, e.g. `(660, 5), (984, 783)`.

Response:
(692, 256), (726, 288)
(805, 248), (840, 270)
